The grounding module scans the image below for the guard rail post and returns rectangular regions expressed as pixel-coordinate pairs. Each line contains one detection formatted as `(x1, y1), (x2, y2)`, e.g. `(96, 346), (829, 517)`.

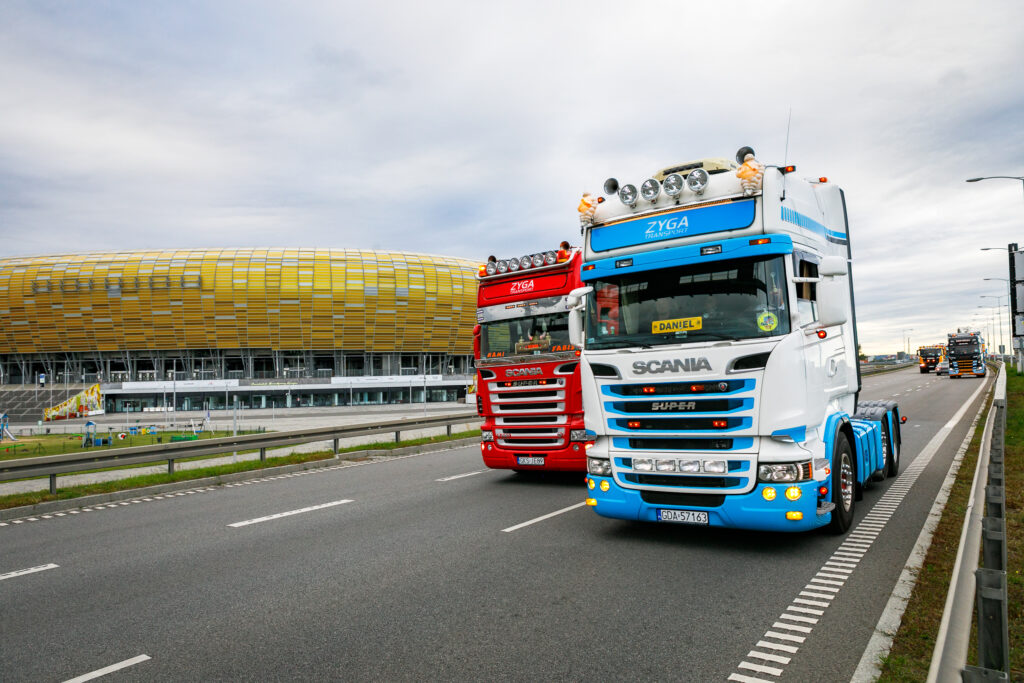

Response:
(961, 365), (1010, 681)
(168, 459), (175, 475)
(49, 474), (56, 495)
(395, 430), (401, 443)
(260, 447), (267, 462)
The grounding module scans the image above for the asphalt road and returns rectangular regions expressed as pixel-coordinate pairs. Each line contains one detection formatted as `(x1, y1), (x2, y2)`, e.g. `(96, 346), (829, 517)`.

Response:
(0, 367), (991, 682)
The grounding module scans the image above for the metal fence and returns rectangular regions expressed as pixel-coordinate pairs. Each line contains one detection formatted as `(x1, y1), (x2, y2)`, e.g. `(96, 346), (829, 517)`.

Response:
(0, 411), (480, 495)
(928, 363), (1010, 681)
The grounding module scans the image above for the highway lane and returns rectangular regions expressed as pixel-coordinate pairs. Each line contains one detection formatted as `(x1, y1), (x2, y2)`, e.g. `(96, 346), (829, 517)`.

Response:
(0, 367), (991, 681)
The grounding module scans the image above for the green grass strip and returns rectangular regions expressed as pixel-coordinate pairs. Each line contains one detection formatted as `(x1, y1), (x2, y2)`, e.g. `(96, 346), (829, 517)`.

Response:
(0, 428), (480, 511)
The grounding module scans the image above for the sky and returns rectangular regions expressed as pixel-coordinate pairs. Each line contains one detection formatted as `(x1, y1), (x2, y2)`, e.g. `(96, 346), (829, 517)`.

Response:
(1, 1), (1022, 355)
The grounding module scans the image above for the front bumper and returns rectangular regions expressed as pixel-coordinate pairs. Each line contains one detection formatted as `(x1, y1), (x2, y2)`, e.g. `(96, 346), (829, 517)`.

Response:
(481, 442), (587, 472)
(585, 476), (831, 532)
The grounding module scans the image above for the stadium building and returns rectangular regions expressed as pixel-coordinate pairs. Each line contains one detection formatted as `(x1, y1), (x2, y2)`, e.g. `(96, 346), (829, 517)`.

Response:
(0, 248), (478, 416)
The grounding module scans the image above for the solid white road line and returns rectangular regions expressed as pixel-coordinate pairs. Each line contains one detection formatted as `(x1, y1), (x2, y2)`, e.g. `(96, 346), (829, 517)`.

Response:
(227, 499), (353, 528)
(0, 563), (59, 581)
(502, 501), (587, 533)
(436, 470), (487, 482)
(63, 654), (151, 682)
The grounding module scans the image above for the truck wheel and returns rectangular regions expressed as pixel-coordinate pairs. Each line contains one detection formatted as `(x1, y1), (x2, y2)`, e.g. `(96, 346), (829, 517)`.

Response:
(919, 368), (927, 373)
(828, 434), (855, 534)
(883, 419), (899, 478)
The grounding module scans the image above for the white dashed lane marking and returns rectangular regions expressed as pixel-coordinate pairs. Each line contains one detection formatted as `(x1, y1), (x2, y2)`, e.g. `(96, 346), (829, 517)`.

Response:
(227, 499), (354, 528)
(0, 563), (59, 581)
(63, 654), (151, 682)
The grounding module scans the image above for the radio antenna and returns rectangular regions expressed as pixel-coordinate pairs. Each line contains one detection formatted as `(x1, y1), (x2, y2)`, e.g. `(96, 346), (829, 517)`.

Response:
(783, 107), (792, 165)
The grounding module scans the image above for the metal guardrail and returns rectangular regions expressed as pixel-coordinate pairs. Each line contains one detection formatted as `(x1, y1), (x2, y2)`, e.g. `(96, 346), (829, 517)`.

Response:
(928, 363), (1010, 681)
(0, 411), (480, 494)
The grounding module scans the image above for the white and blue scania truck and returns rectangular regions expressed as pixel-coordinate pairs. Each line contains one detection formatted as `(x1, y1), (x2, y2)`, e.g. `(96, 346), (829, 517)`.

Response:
(569, 147), (903, 533)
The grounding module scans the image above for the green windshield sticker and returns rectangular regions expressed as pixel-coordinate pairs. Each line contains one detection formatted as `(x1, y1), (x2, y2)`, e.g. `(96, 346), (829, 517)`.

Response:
(757, 311), (779, 332)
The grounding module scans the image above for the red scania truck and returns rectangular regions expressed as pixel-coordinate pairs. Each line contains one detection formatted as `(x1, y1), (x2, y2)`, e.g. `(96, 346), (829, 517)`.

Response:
(474, 243), (588, 471)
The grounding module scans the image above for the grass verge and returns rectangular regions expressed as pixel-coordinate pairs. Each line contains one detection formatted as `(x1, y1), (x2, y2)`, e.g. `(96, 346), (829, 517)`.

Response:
(0, 428), (480, 511)
(879, 370), (1022, 680)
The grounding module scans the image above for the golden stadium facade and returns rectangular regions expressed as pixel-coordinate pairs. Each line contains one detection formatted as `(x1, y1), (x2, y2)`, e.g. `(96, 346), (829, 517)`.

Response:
(0, 249), (478, 412)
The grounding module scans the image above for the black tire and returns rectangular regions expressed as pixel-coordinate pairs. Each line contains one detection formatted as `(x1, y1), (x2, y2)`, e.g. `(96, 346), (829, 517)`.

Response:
(883, 418), (899, 478)
(919, 368), (927, 373)
(828, 434), (855, 534)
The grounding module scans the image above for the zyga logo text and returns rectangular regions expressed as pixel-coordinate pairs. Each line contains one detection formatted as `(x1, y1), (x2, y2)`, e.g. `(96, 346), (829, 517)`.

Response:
(509, 280), (535, 294)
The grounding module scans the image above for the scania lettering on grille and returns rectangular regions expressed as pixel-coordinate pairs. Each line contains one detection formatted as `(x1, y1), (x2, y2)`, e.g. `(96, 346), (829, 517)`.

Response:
(650, 401), (697, 411)
(506, 367), (543, 377)
(632, 358), (711, 374)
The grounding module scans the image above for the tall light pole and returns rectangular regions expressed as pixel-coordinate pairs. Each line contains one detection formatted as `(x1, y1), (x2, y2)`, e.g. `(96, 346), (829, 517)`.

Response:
(967, 175), (1024, 200)
(980, 294), (1007, 354)
(977, 305), (998, 352)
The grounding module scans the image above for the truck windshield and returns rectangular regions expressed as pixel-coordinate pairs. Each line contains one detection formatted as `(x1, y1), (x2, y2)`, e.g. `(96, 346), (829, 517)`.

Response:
(584, 256), (790, 349)
(480, 313), (573, 359)
(949, 341), (979, 354)
(920, 347), (942, 358)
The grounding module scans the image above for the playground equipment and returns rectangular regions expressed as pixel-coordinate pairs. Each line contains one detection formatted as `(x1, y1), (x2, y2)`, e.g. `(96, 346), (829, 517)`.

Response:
(0, 414), (15, 442)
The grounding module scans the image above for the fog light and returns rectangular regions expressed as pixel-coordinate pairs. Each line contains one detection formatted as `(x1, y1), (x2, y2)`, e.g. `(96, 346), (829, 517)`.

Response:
(703, 460), (727, 474)
(531, 253), (545, 267)
(487, 444), (493, 451)
(762, 487), (777, 501)
(686, 168), (709, 194)
(633, 458), (654, 472)
(496, 260), (509, 273)
(618, 184), (638, 207)
(599, 480), (610, 492)
(679, 460), (701, 473)
(572, 443), (580, 451)
(663, 173), (684, 197)
(786, 511), (804, 521)
(586, 498), (598, 506)
(587, 478), (595, 490)
(785, 486), (801, 501)
(640, 178), (660, 202)
(656, 459), (676, 472)
(485, 261), (497, 275)
(544, 250), (557, 265)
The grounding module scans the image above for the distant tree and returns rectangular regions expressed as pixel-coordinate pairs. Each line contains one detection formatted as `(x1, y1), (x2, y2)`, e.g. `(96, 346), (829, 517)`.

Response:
(857, 344), (866, 361)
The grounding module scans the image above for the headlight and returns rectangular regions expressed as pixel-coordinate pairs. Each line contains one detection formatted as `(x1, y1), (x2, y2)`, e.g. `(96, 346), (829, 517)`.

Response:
(679, 459), (701, 473)
(640, 178), (660, 202)
(519, 256), (532, 270)
(588, 457), (612, 476)
(481, 431), (494, 442)
(703, 460), (727, 474)
(757, 462), (809, 482)
(485, 262), (497, 275)
(633, 457), (654, 472)
(618, 184), (638, 206)
(544, 250), (557, 265)
(686, 168), (709, 194)
(656, 459), (676, 472)
(663, 173), (684, 196)
(508, 259), (520, 271)
(496, 260), (509, 274)
(531, 253), (545, 267)
(570, 429), (590, 442)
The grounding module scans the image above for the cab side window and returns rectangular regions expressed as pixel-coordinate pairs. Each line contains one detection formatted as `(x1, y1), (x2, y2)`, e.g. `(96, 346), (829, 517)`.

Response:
(797, 260), (818, 326)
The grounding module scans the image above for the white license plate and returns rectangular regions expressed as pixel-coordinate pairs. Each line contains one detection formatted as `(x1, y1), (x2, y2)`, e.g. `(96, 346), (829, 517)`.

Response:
(657, 509), (709, 525)
(517, 456), (545, 466)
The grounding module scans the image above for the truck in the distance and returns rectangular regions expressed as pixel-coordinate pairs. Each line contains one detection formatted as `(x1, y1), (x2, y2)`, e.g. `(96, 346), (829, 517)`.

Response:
(947, 330), (986, 378)
(568, 146), (903, 533)
(473, 243), (589, 472)
(917, 345), (944, 373)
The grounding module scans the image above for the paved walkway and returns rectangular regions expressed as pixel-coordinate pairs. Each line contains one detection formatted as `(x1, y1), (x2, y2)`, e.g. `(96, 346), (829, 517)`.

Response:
(1, 403), (480, 496)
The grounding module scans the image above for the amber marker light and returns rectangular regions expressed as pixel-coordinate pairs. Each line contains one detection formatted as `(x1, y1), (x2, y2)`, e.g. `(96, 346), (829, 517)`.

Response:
(712, 419), (728, 428)
(749, 238), (771, 246)
(786, 511), (804, 520)
(762, 487), (777, 501)
(586, 498), (598, 506)
(627, 421), (641, 429)
(642, 386), (656, 394)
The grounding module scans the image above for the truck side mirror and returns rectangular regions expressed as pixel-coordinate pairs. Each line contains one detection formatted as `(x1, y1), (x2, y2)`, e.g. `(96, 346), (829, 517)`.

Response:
(819, 256), (848, 276)
(816, 276), (848, 327)
(566, 286), (592, 347)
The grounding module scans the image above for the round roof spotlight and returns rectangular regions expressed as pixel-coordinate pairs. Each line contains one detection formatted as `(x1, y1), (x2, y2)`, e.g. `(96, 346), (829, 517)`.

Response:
(618, 184), (638, 207)
(485, 261), (497, 276)
(604, 177), (620, 195)
(663, 173), (684, 197)
(686, 168), (710, 195)
(640, 178), (660, 202)
(508, 258), (520, 271)
(496, 260), (509, 274)
(519, 256), (533, 270)
(531, 253), (545, 268)
(544, 250), (557, 265)
(735, 146), (756, 164)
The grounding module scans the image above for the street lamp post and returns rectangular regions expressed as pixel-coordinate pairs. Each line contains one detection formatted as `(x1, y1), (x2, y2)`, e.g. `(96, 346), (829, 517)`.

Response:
(977, 305), (999, 355)
(967, 175), (1024, 200)
(980, 294), (1007, 355)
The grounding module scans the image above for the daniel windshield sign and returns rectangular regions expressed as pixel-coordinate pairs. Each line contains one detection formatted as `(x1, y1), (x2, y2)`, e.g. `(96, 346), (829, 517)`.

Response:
(590, 198), (756, 251)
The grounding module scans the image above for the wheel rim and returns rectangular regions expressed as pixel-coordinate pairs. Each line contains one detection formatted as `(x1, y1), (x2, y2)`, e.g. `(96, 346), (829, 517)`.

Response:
(839, 454), (854, 511)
